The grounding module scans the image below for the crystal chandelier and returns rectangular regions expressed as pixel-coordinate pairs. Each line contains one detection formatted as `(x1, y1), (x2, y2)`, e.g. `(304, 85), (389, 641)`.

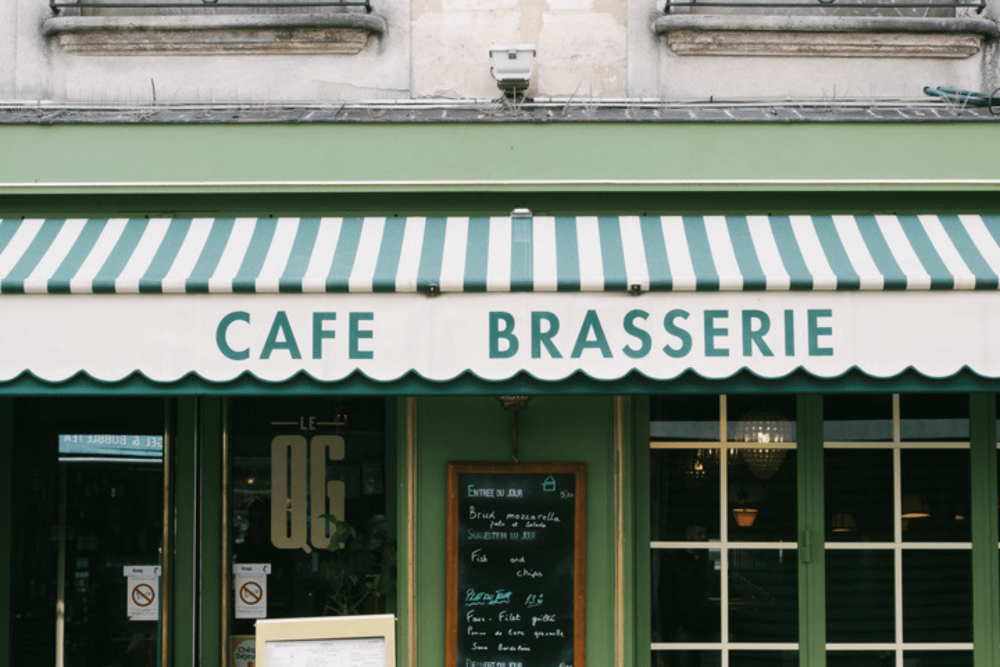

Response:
(732, 408), (792, 480)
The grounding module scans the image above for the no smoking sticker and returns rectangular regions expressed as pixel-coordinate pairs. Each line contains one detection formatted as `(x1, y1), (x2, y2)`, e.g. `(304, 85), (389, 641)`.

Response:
(132, 583), (156, 607)
(124, 566), (161, 621)
(234, 572), (268, 619)
(240, 581), (263, 606)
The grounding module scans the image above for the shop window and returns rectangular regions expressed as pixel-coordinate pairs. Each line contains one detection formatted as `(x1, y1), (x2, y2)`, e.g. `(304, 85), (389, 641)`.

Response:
(650, 394), (799, 666)
(225, 397), (391, 663)
(8, 397), (166, 667)
(824, 394), (973, 666)
(650, 392), (982, 667)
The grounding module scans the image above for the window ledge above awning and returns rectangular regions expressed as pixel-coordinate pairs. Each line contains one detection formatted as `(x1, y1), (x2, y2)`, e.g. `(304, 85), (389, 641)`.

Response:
(44, 13), (386, 56)
(652, 15), (999, 58)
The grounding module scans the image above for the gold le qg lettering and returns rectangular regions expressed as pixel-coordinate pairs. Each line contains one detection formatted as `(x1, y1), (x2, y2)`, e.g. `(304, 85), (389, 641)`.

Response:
(270, 435), (346, 553)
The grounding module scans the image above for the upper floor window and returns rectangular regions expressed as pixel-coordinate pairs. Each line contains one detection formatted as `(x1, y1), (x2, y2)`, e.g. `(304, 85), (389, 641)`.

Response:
(652, 0), (995, 59)
(659, 0), (984, 20)
(45, 0), (386, 56)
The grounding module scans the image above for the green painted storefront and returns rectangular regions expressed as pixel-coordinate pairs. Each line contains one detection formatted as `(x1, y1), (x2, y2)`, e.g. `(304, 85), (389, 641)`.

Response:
(2, 119), (1000, 667)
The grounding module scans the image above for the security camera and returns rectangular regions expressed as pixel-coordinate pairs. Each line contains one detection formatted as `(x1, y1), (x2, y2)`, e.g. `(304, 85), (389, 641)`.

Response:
(489, 45), (536, 97)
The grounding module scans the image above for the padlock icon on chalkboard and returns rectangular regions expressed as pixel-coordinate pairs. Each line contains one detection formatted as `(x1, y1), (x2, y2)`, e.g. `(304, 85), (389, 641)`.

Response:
(542, 475), (556, 492)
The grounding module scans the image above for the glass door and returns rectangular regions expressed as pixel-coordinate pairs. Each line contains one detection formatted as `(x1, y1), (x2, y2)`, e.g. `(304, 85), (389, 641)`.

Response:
(9, 398), (167, 667)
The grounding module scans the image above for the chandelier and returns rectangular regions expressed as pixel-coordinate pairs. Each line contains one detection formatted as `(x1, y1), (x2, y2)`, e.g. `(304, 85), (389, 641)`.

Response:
(732, 408), (793, 480)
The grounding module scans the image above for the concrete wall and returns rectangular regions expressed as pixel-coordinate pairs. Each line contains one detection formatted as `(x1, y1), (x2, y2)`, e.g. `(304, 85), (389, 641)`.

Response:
(0, 0), (997, 104)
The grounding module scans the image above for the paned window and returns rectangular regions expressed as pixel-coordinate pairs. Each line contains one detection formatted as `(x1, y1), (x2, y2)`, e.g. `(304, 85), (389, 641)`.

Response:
(650, 395), (799, 667)
(649, 393), (981, 667)
(824, 394), (972, 667)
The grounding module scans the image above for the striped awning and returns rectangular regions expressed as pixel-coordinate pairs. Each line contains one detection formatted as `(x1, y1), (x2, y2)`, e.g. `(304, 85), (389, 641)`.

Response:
(2, 214), (1000, 294)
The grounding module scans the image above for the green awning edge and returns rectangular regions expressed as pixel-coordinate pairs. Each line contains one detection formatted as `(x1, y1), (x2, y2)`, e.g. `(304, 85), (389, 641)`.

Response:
(1, 368), (997, 396)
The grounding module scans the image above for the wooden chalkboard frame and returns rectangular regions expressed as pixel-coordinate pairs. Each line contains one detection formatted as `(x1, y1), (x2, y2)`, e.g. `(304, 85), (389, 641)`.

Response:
(446, 461), (587, 667)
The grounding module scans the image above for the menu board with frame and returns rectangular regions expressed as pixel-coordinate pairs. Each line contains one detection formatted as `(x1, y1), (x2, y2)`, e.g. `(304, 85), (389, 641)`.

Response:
(255, 614), (395, 667)
(446, 462), (586, 667)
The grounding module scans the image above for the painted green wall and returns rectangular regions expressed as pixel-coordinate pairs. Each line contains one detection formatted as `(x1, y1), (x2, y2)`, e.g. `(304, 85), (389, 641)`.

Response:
(2, 123), (1000, 196)
(413, 395), (618, 667)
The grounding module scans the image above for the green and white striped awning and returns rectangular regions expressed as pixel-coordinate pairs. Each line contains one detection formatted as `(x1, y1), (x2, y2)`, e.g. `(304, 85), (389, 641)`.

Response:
(3, 213), (1000, 386)
(2, 214), (1000, 294)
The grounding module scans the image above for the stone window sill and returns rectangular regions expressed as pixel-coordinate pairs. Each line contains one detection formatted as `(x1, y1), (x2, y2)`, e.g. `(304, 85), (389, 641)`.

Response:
(44, 12), (386, 55)
(652, 14), (999, 57)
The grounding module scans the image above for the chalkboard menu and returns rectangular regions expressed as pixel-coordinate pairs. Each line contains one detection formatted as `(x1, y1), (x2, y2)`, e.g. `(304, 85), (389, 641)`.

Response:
(446, 462), (586, 667)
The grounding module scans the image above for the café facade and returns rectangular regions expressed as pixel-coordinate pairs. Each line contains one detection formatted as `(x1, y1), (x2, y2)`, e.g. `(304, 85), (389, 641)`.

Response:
(2, 117), (1000, 667)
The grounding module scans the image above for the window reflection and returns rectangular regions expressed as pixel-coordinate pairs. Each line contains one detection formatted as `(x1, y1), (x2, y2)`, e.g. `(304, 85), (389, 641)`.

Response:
(824, 394), (893, 442)
(651, 649), (721, 667)
(825, 450), (893, 543)
(826, 551), (894, 644)
(899, 394), (969, 442)
(653, 547), (722, 646)
(728, 450), (797, 543)
(826, 653), (892, 667)
(901, 652), (973, 667)
(651, 449), (721, 543)
(651, 395), (721, 442)
(900, 450), (970, 542)
(728, 550), (797, 643)
(902, 551), (972, 643)
(729, 650), (798, 667)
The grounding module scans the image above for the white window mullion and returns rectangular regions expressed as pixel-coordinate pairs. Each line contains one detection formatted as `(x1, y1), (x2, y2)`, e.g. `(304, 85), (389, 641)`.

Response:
(893, 445), (904, 658)
(719, 430), (729, 664)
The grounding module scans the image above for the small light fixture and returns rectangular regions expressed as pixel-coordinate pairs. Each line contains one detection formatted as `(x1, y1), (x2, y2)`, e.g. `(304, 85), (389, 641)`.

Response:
(683, 448), (718, 483)
(901, 495), (930, 519)
(731, 487), (758, 528)
(831, 513), (857, 533)
(732, 507), (758, 528)
(489, 45), (535, 98)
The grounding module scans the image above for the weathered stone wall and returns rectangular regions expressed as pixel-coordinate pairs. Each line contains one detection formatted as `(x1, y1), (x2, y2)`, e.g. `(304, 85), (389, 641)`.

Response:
(0, 0), (997, 104)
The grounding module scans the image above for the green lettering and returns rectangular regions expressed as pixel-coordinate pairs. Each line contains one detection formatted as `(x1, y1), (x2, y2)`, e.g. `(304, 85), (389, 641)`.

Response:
(784, 310), (795, 356)
(663, 310), (691, 358)
(490, 312), (519, 359)
(571, 310), (612, 359)
(312, 312), (336, 360)
(261, 311), (301, 360)
(216, 311), (250, 361)
(623, 309), (651, 359)
(349, 312), (374, 360)
(704, 310), (729, 357)
(742, 310), (773, 357)
(808, 309), (834, 357)
(531, 312), (562, 359)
